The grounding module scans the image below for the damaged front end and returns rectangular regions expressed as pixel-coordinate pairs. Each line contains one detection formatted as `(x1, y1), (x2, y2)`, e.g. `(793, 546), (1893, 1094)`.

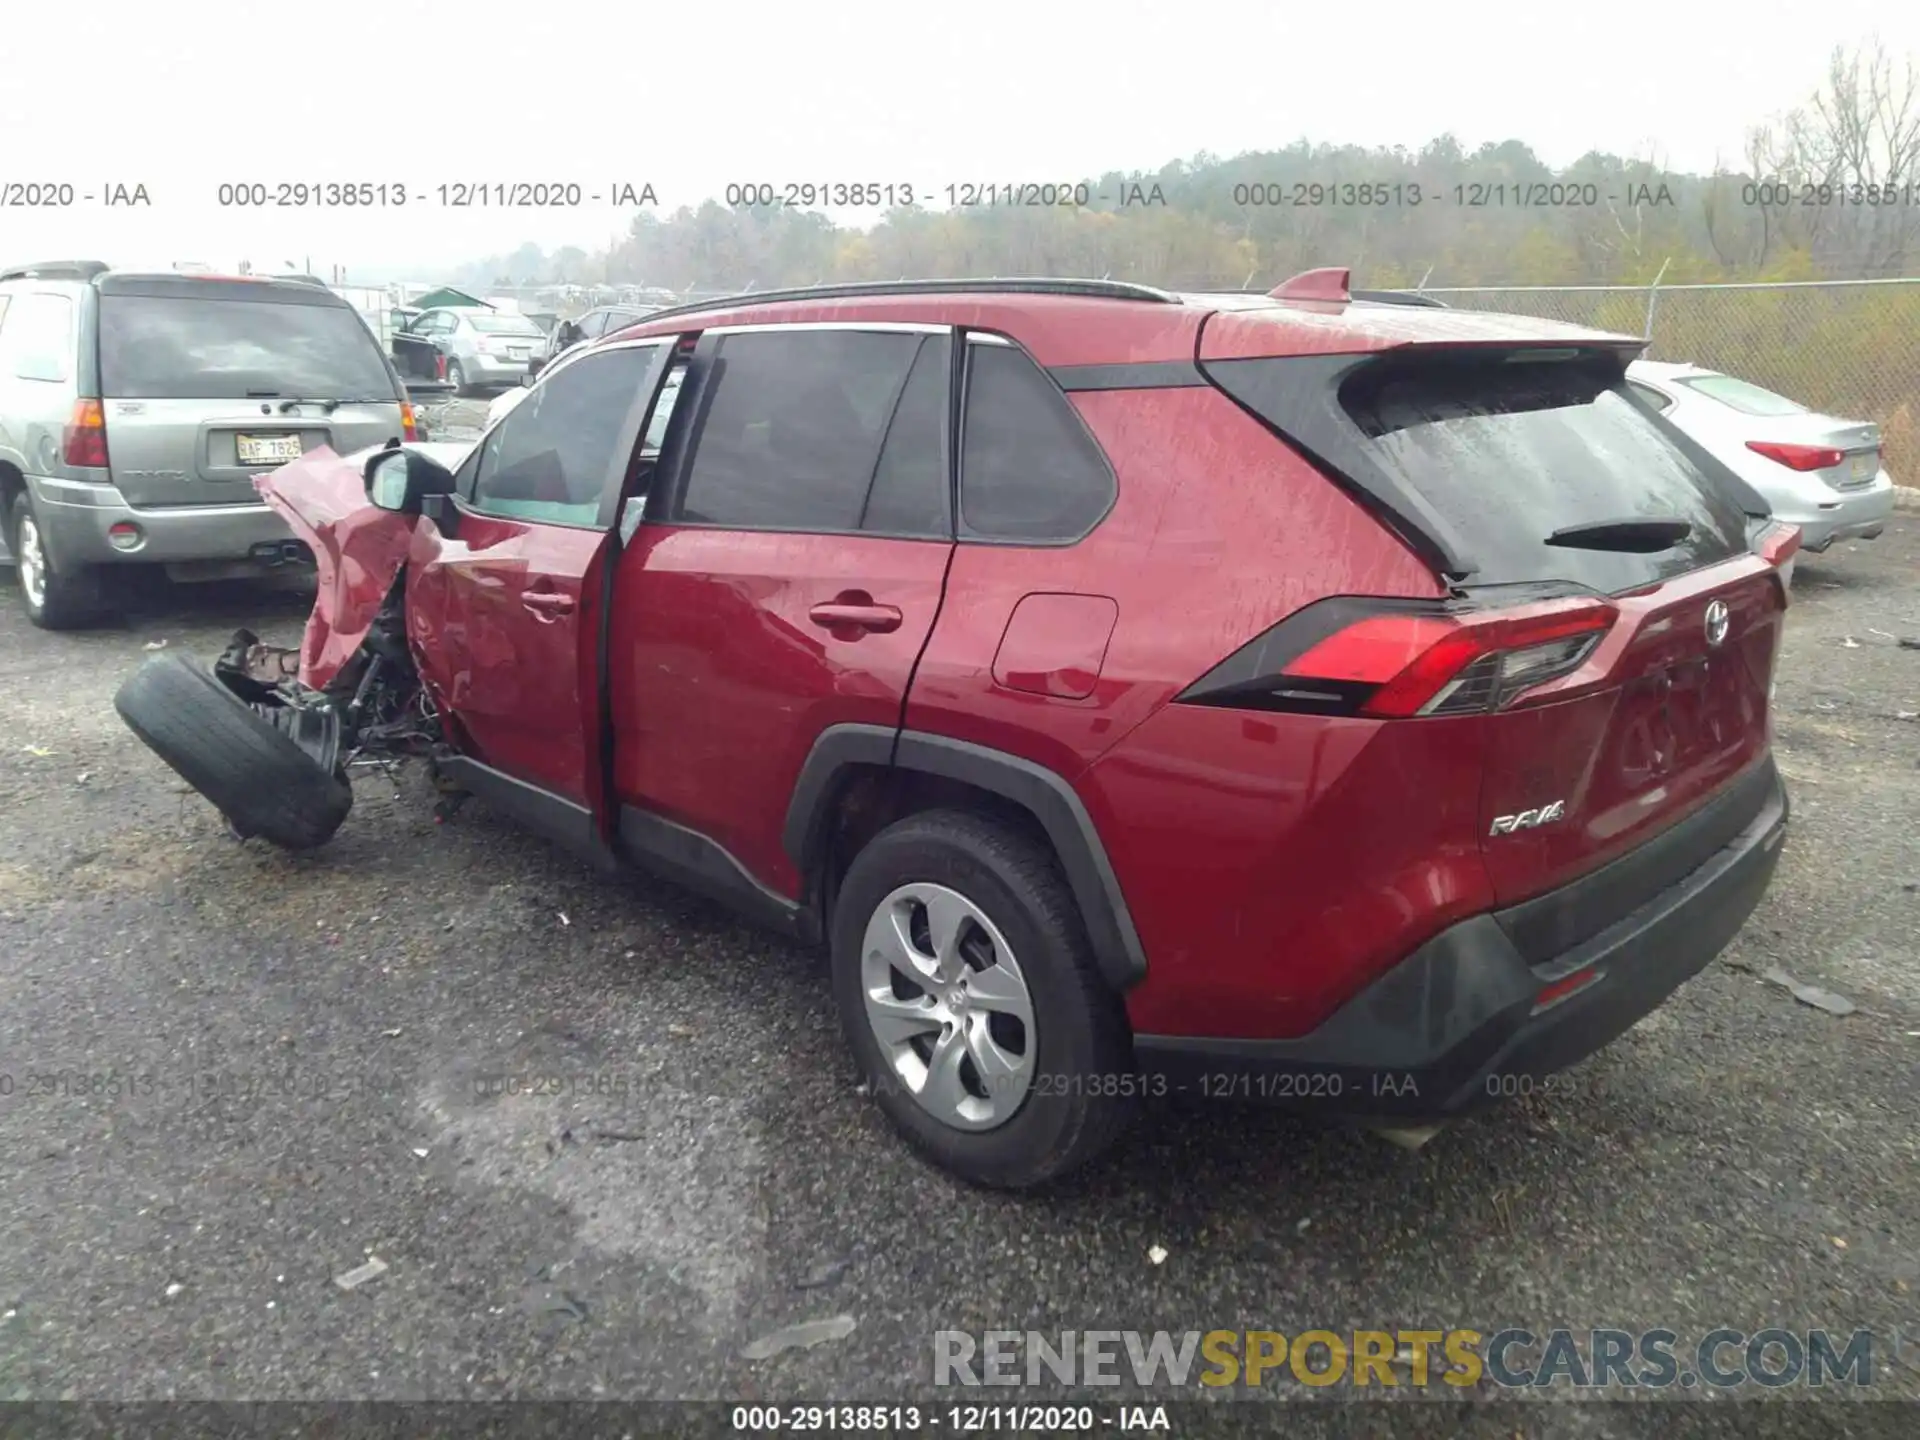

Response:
(114, 442), (469, 849)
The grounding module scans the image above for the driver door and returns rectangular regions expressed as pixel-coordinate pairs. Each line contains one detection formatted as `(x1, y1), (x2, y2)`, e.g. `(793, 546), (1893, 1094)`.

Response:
(405, 338), (680, 842)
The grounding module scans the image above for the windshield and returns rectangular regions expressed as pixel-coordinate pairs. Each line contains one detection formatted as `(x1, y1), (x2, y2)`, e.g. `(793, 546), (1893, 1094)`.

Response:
(98, 294), (397, 400)
(468, 314), (543, 335)
(1675, 373), (1809, 416)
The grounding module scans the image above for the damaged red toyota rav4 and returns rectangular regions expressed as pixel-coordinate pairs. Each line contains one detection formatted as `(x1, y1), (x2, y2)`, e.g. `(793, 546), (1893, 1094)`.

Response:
(115, 272), (1799, 1189)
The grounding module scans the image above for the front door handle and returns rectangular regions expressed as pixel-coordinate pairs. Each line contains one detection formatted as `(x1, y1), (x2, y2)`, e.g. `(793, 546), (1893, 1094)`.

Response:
(522, 591), (575, 617)
(809, 600), (902, 635)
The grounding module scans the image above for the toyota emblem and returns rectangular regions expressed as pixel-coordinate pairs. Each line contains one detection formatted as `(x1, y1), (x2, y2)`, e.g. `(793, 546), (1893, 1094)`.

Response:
(1704, 599), (1730, 646)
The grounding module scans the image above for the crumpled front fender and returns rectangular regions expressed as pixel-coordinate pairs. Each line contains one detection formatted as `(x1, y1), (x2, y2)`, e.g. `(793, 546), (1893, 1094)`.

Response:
(255, 447), (419, 691)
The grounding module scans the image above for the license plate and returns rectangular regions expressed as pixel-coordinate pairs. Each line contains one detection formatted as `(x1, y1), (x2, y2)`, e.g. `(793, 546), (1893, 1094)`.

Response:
(1850, 453), (1876, 481)
(236, 433), (304, 465)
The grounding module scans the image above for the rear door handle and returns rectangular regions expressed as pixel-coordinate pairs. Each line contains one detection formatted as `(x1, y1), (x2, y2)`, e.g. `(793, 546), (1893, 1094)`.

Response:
(522, 591), (575, 617)
(809, 601), (902, 635)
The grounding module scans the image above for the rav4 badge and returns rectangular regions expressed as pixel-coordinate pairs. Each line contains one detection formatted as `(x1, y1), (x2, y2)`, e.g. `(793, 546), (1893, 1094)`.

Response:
(1490, 800), (1567, 836)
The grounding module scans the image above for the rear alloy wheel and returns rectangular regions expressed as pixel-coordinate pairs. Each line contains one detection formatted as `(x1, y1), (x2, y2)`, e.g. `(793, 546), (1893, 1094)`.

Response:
(9, 490), (103, 630)
(831, 809), (1134, 1189)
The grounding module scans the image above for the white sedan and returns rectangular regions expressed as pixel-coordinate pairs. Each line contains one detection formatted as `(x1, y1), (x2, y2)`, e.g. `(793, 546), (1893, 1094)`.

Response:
(1626, 361), (1896, 555)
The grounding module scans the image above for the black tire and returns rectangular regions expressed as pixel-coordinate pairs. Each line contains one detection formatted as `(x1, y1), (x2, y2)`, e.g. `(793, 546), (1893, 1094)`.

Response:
(446, 359), (467, 394)
(114, 652), (352, 850)
(9, 489), (107, 630)
(830, 809), (1135, 1189)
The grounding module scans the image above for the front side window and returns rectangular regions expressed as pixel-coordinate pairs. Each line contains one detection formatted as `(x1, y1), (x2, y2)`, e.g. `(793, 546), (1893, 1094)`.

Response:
(469, 343), (661, 526)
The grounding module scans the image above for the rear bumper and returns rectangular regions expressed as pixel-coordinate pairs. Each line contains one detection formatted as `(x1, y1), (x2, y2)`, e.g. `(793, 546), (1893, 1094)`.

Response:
(457, 354), (532, 386)
(1777, 475), (1894, 552)
(1135, 762), (1789, 1118)
(25, 474), (293, 567)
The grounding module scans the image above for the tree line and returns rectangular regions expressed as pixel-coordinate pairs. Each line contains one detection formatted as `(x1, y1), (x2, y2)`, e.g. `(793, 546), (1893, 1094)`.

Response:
(456, 43), (1920, 294)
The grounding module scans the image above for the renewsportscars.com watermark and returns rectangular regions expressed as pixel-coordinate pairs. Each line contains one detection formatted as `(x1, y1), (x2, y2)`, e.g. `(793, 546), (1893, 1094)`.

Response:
(934, 1327), (1888, 1391)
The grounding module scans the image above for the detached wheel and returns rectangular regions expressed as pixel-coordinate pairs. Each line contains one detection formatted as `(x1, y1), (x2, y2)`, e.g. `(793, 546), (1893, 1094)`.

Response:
(114, 652), (352, 850)
(831, 809), (1134, 1189)
(9, 489), (104, 630)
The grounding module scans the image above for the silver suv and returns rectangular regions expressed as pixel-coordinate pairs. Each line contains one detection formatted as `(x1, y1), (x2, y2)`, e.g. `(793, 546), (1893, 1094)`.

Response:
(0, 261), (416, 628)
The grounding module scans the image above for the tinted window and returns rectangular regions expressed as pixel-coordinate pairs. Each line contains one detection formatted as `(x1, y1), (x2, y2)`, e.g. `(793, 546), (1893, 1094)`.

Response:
(862, 334), (951, 536)
(1338, 353), (1750, 591)
(1628, 381), (1673, 412)
(4, 294), (74, 382)
(99, 295), (393, 399)
(674, 330), (921, 530)
(960, 341), (1115, 541)
(471, 344), (657, 525)
(1676, 373), (1808, 417)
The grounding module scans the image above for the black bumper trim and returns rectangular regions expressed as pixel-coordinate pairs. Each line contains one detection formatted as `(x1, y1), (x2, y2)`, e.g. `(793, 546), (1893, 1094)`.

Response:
(1135, 767), (1789, 1119)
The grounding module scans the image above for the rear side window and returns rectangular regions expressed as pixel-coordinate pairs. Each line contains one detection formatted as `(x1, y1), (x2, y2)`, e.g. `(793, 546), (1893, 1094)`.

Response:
(959, 341), (1115, 542)
(1675, 373), (1807, 417)
(99, 295), (395, 400)
(1339, 354), (1750, 590)
(672, 329), (933, 534)
(4, 293), (74, 382)
(1627, 381), (1673, 413)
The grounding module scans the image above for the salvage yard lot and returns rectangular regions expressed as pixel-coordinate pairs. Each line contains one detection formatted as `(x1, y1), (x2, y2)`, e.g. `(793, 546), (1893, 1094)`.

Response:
(1, 524), (1917, 1408)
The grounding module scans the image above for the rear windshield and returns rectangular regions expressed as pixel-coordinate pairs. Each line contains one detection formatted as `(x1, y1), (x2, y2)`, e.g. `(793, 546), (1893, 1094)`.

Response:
(1339, 354), (1751, 590)
(469, 315), (543, 335)
(1674, 373), (1807, 417)
(1207, 349), (1753, 592)
(99, 295), (396, 400)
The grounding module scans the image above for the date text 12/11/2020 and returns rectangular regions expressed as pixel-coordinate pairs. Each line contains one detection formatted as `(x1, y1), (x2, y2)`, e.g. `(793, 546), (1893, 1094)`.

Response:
(210, 182), (658, 208)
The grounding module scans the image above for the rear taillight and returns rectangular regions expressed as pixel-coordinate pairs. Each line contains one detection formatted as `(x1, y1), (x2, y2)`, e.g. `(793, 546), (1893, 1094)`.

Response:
(1746, 440), (1844, 472)
(1279, 600), (1618, 717)
(400, 401), (419, 442)
(62, 399), (109, 467)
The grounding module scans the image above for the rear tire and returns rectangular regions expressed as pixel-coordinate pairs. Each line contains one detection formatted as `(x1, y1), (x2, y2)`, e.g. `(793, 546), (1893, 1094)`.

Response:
(830, 809), (1135, 1189)
(9, 490), (106, 630)
(114, 652), (352, 850)
(446, 359), (467, 395)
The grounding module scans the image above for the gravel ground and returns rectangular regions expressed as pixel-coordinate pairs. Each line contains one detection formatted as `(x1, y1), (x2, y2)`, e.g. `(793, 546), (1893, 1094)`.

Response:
(0, 520), (1916, 1425)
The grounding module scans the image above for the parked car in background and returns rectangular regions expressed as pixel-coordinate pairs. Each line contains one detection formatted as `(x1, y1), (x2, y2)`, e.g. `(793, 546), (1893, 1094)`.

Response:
(117, 273), (1795, 1188)
(536, 305), (659, 374)
(1626, 361), (1895, 555)
(395, 307), (547, 394)
(0, 260), (417, 628)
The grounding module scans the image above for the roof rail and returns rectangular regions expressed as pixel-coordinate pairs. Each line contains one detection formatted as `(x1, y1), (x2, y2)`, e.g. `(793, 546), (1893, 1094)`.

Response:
(1350, 288), (1451, 309)
(0, 259), (110, 283)
(632, 276), (1180, 327)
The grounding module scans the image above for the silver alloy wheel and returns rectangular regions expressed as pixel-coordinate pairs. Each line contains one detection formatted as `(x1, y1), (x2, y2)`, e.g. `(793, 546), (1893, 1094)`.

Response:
(859, 882), (1037, 1132)
(16, 512), (47, 610)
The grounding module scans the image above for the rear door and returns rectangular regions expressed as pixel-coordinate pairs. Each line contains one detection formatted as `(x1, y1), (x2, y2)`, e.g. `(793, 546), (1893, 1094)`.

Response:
(607, 324), (956, 897)
(96, 277), (406, 509)
(1206, 342), (1784, 908)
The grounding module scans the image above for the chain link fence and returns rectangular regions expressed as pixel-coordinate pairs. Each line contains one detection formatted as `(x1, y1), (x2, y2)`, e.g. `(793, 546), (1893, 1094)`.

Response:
(1417, 278), (1920, 486)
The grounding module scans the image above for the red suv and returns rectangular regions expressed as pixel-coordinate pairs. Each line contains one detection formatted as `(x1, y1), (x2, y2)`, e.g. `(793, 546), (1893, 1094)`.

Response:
(115, 272), (1798, 1188)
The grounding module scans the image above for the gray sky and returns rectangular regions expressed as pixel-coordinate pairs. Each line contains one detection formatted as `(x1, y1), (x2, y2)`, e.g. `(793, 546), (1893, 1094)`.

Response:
(3, 0), (1911, 278)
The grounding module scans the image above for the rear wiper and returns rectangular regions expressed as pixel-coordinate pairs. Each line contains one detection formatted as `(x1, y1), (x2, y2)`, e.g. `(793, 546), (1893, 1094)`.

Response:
(1545, 517), (1693, 553)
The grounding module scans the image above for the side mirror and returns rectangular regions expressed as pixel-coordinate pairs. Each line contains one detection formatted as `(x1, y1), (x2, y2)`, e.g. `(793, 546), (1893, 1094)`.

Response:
(364, 446), (457, 514)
